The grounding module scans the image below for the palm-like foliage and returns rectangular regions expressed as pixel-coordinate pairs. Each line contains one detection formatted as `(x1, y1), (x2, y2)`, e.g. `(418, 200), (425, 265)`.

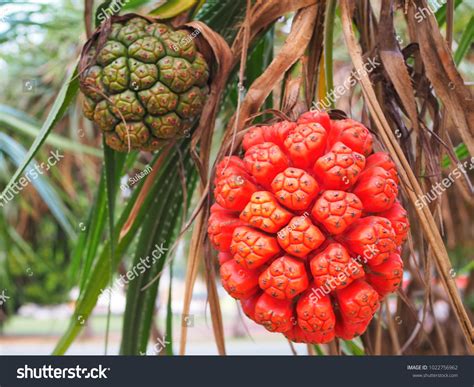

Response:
(0, 0), (473, 355)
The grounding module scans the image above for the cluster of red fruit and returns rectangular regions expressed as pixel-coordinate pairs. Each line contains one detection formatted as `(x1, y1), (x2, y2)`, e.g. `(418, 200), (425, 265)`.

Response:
(208, 111), (410, 344)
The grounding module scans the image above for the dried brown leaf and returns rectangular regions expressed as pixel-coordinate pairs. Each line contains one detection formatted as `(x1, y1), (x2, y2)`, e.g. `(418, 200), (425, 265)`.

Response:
(409, 0), (474, 155)
(84, 0), (93, 39)
(177, 21), (233, 355)
(184, 21), (234, 185)
(341, 0), (473, 353)
(231, 0), (319, 59)
(378, 0), (420, 134)
(217, 3), (320, 164)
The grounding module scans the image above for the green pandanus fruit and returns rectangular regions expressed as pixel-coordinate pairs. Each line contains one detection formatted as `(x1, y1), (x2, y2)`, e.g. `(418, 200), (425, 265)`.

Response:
(80, 14), (210, 152)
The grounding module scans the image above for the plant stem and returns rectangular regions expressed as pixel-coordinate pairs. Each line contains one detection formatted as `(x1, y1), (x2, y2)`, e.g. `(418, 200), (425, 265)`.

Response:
(324, 0), (336, 108)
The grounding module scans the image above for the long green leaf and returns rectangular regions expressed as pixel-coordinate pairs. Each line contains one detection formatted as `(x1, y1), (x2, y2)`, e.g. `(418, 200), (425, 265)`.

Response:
(454, 15), (474, 65)
(194, 0), (246, 43)
(120, 145), (196, 354)
(135, 169), (197, 355)
(165, 261), (174, 355)
(0, 132), (76, 238)
(121, 0), (152, 10)
(0, 61), (79, 200)
(324, 0), (336, 105)
(120, 171), (178, 354)
(3, 221), (39, 263)
(441, 142), (469, 168)
(149, 0), (199, 18)
(54, 0), (248, 355)
(0, 104), (101, 158)
(95, 0), (124, 25)
(52, 145), (182, 354)
(341, 338), (365, 356)
(313, 344), (325, 356)
(435, 0), (463, 26)
(98, 147), (137, 331)
(247, 28), (274, 117)
(103, 139), (125, 354)
(69, 175), (106, 288)
(73, 152), (138, 291)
